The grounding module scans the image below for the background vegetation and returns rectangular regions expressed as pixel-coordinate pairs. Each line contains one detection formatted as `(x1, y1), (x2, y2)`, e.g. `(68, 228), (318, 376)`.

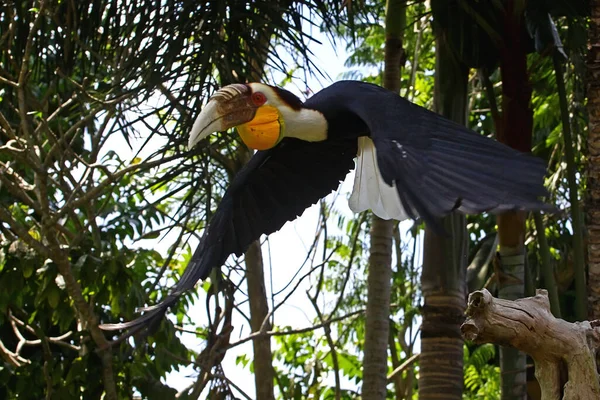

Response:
(0, 0), (593, 399)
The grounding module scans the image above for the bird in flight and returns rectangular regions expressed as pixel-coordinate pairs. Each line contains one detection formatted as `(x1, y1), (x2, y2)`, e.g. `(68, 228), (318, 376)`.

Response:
(101, 80), (552, 334)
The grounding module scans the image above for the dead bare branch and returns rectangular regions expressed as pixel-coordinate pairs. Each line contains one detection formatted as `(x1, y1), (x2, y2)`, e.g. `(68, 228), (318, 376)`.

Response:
(462, 289), (600, 400)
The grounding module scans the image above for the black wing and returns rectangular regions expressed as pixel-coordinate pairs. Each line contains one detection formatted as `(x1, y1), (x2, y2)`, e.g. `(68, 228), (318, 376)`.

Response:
(101, 137), (357, 333)
(307, 81), (553, 226)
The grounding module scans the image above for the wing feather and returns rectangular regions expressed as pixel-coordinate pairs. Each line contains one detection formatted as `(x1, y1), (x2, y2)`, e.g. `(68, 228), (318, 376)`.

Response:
(305, 80), (553, 227)
(101, 138), (356, 333)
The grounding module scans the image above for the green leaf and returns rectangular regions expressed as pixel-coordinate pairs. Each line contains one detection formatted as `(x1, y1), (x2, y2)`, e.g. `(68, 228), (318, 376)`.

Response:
(47, 285), (60, 309)
(141, 231), (160, 239)
(23, 263), (34, 278)
(236, 354), (250, 368)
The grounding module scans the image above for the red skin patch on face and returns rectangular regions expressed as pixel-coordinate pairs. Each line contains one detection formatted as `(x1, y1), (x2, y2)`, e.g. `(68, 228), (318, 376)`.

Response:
(251, 92), (267, 106)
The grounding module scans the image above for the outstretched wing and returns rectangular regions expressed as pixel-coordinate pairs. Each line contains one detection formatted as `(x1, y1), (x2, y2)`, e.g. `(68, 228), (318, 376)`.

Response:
(101, 137), (357, 333)
(307, 81), (553, 226)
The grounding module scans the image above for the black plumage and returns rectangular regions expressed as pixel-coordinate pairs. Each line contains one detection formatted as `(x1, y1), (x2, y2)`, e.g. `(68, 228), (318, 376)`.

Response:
(101, 81), (552, 333)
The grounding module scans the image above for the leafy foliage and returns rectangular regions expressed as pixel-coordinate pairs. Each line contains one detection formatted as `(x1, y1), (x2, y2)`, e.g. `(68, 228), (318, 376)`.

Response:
(0, 0), (356, 398)
(463, 344), (500, 399)
(0, 0), (590, 398)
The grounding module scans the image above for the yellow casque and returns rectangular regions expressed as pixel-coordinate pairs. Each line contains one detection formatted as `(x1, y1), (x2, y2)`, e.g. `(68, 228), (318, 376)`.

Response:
(237, 105), (282, 150)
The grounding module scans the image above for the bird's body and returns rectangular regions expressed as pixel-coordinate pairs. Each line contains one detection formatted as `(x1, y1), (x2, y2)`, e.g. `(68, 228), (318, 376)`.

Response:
(101, 80), (553, 333)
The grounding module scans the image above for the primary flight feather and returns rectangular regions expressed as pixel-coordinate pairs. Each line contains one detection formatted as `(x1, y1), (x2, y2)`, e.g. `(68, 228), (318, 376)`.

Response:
(101, 80), (553, 334)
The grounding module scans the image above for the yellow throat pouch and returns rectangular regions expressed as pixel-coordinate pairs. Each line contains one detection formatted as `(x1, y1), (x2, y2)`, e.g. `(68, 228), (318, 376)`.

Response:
(237, 106), (282, 150)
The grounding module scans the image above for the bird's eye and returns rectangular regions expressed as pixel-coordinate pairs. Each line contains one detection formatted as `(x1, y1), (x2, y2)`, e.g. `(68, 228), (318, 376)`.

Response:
(251, 92), (267, 106)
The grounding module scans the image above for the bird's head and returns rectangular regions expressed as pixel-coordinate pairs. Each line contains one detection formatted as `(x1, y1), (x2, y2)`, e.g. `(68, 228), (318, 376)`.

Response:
(188, 83), (307, 151)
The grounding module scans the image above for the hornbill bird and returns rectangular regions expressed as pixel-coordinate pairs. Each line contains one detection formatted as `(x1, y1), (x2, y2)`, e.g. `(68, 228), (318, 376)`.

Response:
(101, 80), (553, 334)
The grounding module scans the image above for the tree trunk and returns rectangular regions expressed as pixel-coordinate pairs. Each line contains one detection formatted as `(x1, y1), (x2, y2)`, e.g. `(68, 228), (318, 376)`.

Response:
(418, 35), (468, 400)
(361, 0), (406, 398)
(363, 217), (394, 398)
(587, 0), (600, 320)
(495, 2), (533, 398)
(245, 241), (275, 399)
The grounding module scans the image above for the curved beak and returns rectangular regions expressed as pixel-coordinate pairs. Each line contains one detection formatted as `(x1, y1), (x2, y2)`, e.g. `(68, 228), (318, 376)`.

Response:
(188, 84), (257, 150)
(188, 100), (222, 149)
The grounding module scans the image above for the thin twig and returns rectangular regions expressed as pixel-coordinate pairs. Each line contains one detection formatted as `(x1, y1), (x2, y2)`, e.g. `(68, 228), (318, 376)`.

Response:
(387, 353), (420, 382)
(228, 309), (365, 349)
(258, 250), (339, 334)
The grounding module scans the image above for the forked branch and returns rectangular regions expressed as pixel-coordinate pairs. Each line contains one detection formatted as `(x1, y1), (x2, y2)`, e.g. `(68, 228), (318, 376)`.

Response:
(461, 289), (600, 400)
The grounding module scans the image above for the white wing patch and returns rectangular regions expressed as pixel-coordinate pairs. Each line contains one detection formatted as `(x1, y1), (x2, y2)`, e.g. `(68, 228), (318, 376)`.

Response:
(348, 137), (409, 221)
